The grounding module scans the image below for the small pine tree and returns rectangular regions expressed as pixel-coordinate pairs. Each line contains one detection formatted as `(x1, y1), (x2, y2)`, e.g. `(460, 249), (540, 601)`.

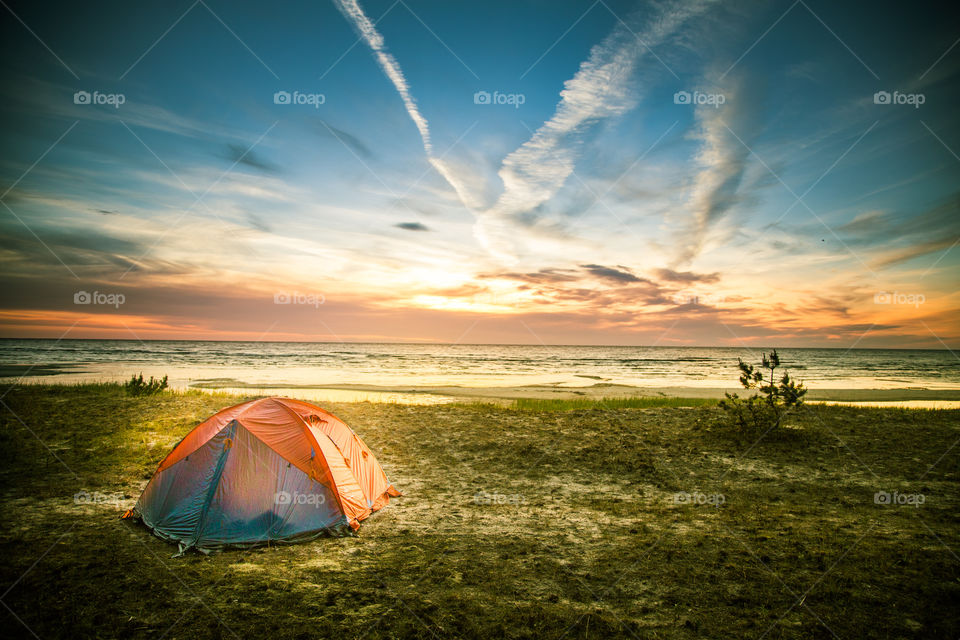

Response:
(124, 373), (168, 396)
(719, 349), (806, 431)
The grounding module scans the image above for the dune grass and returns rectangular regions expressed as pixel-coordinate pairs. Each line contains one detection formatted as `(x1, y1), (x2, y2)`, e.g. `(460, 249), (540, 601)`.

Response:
(1, 384), (958, 639)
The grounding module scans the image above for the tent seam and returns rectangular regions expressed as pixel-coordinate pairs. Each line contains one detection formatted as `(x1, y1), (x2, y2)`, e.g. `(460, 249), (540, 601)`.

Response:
(266, 398), (358, 525)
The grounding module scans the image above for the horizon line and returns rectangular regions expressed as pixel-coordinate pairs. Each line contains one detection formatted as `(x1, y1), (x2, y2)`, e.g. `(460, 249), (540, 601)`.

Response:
(0, 336), (955, 352)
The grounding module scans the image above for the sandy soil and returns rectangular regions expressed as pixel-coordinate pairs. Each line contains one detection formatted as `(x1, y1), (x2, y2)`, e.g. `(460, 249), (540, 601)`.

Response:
(1, 386), (958, 638)
(190, 379), (960, 402)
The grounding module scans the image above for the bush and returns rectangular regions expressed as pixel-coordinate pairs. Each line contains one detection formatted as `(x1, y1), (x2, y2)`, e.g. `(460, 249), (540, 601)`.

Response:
(718, 350), (806, 431)
(124, 373), (168, 396)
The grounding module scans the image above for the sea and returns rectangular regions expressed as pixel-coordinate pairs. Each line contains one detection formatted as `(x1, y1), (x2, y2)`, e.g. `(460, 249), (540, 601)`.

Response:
(1, 340), (958, 397)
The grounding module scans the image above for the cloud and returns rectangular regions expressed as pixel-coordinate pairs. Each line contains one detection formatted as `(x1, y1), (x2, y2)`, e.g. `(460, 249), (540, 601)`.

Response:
(1, 75), (245, 143)
(873, 237), (958, 269)
(474, 0), (714, 259)
(0, 220), (177, 279)
(479, 268), (580, 284)
(837, 192), (960, 269)
(332, 0), (483, 211)
(792, 295), (852, 318)
(315, 121), (373, 158)
(245, 213), (272, 233)
(337, 0), (716, 261)
(224, 144), (279, 173)
(580, 264), (645, 284)
(837, 210), (887, 235)
(333, 0), (433, 152)
(675, 72), (765, 265)
(395, 222), (430, 231)
(654, 268), (719, 283)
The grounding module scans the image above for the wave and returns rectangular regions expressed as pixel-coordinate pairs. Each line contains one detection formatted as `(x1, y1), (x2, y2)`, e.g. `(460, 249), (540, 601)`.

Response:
(3, 340), (959, 388)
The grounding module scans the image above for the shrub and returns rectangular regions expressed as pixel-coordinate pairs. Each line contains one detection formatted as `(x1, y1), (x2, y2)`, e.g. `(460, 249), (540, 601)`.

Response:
(124, 373), (168, 396)
(718, 350), (806, 431)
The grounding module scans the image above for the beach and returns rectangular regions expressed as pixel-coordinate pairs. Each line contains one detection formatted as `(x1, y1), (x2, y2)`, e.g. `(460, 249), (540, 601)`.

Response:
(187, 380), (960, 408)
(3, 0), (957, 637)
(1, 384), (957, 638)
(3, 340), (960, 408)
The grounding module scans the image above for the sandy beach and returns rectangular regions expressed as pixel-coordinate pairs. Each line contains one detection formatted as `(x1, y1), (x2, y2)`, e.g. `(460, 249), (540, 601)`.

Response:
(7, 363), (960, 407)
(183, 379), (960, 408)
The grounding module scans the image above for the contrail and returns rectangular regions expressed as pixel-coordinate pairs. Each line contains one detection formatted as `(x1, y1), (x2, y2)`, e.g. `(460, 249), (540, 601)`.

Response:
(332, 0), (481, 208)
(332, 0), (433, 153)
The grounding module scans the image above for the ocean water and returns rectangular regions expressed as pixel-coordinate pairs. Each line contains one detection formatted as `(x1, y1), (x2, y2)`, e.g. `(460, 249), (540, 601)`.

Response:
(1, 339), (958, 391)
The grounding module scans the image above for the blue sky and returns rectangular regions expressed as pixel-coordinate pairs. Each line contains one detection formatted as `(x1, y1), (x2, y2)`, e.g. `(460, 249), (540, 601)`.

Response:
(0, 0), (958, 346)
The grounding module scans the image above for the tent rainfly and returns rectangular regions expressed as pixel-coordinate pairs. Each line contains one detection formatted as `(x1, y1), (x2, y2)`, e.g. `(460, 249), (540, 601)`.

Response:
(123, 397), (400, 553)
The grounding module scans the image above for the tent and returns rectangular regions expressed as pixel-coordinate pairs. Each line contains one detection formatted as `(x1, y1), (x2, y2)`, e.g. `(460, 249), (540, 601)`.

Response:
(122, 397), (400, 553)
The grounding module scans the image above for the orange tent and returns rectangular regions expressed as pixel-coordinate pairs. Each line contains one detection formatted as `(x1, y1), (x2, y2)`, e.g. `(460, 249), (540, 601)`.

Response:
(123, 397), (400, 553)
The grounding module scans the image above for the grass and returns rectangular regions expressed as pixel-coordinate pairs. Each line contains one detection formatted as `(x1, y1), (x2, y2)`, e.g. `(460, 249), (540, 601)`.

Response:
(1, 384), (958, 639)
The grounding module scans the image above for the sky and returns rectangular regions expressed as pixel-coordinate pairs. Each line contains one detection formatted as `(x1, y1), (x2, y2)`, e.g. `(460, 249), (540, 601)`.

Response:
(0, 0), (958, 347)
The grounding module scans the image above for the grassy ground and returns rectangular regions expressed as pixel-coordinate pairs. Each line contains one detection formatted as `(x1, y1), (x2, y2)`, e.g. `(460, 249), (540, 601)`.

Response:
(0, 384), (958, 639)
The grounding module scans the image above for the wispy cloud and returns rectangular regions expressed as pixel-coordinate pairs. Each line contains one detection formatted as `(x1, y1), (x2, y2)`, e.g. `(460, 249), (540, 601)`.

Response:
(475, 0), (715, 259)
(836, 191), (960, 269)
(332, 0), (433, 152)
(580, 263), (646, 284)
(332, 0), (482, 210)
(675, 72), (764, 265)
(314, 120), (373, 158)
(0, 75), (244, 143)
(336, 0), (714, 260)
(223, 144), (279, 174)
(395, 221), (429, 231)
(654, 268), (719, 283)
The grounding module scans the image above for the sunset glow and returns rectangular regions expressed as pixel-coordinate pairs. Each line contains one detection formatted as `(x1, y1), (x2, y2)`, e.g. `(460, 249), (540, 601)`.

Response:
(1, 1), (957, 347)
